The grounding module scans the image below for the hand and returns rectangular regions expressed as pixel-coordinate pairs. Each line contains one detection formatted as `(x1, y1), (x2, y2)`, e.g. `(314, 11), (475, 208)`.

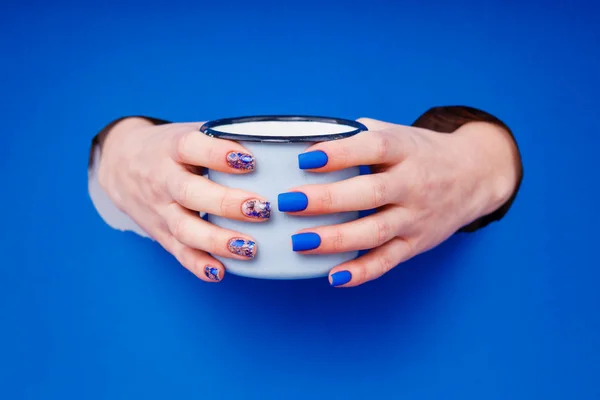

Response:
(97, 118), (272, 283)
(279, 118), (520, 287)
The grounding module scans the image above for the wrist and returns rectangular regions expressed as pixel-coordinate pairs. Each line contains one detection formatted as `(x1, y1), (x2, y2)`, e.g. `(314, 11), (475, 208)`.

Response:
(452, 121), (520, 223)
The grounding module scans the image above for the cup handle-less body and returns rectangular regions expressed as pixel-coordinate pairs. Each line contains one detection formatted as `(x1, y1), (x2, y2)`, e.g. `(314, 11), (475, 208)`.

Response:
(199, 115), (367, 279)
(207, 140), (360, 279)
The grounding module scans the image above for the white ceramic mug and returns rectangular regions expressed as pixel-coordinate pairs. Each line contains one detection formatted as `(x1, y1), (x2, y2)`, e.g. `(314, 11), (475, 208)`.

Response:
(200, 116), (367, 279)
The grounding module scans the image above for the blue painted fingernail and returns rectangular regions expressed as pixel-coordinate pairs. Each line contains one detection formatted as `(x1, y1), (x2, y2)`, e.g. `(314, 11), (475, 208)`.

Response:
(330, 270), (352, 287)
(291, 232), (321, 251)
(278, 192), (308, 212)
(204, 265), (221, 281)
(298, 150), (328, 169)
(227, 238), (257, 258)
(226, 152), (255, 170)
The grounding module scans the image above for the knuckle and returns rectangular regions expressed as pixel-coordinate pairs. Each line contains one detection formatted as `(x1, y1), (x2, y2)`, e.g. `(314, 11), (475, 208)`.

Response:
(162, 234), (180, 255)
(331, 228), (345, 252)
(148, 168), (170, 201)
(375, 219), (391, 246)
(374, 131), (392, 161)
(376, 252), (395, 276)
(355, 263), (368, 283)
(320, 187), (335, 211)
(149, 178), (164, 200)
(404, 238), (416, 258)
(171, 217), (192, 242)
(371, 175), (389, 207)
(175, 132), (190, 161)
(176, 179), (192, 204)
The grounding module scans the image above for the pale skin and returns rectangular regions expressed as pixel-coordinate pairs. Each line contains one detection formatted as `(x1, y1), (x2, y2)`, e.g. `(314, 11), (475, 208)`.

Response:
(97, 117), (519, 286)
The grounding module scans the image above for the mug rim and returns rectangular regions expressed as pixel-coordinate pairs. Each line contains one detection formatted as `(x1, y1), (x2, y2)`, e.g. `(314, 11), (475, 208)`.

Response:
(199, 115), (367, 143)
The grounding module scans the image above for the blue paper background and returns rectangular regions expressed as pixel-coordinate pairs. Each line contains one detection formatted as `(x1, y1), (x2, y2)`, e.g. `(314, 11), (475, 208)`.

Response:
(1, 1), (599, 398)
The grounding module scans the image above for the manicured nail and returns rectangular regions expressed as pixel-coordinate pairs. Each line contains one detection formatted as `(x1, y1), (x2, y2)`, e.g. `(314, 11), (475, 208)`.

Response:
(330, 270), (352, 287)
(226, 152), (255, 170)
(278, 192), (308, 212)
(227, 238), (256, 258)
(242, 199), (271, 219)
(298, 150), (328, 169)
(205, 265), (221, 281)
(291, 232), (321, 251)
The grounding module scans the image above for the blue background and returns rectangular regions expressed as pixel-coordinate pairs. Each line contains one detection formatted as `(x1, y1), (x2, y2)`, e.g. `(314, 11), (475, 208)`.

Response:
(1, 1), (599, 398)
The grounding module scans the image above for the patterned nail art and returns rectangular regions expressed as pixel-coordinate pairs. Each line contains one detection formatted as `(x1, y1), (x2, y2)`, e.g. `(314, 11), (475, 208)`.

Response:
(227, 152), (255, 170)
(227, 238), (257, 258)
(242, 199), (271, 219)
(205, 265), (221, 281)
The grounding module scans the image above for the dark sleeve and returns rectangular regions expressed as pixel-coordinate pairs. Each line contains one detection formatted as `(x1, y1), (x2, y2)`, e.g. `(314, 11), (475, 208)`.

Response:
(88, 116), (171, 170)
(412, 105), (523, 233)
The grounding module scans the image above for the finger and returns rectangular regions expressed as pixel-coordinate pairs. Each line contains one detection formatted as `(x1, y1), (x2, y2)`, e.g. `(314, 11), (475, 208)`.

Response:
(172, 129), (256, 173)
(290, 207), (410, 253)
(278, 173), (403, 215)
(164, 203), (258, 260)
(171, 238), (226, 282)
(167, 168), (271, 221)
(152, 226), (226, 283)
(328, 237), (414, 287)
(298, 129), (412, 172)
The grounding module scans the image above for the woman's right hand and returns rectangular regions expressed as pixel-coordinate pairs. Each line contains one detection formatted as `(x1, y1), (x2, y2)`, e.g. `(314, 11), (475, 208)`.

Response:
(96, 117), (271, 283)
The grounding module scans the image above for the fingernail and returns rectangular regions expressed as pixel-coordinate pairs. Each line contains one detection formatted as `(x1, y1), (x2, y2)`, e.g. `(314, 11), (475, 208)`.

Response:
(242, 199), (271, 219)
(292, 232), (321, 251)
(278, 192), (308, 212)
(330, 270), (352, 287)
(298, 150), (328, 169)
(204, 265), (221, 281)
(227, 238), (257, 258)
(226, 152), (255, 170)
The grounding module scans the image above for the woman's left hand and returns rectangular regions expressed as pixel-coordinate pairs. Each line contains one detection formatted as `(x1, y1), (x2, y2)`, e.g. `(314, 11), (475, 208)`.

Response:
(278, 118), (520, 287)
